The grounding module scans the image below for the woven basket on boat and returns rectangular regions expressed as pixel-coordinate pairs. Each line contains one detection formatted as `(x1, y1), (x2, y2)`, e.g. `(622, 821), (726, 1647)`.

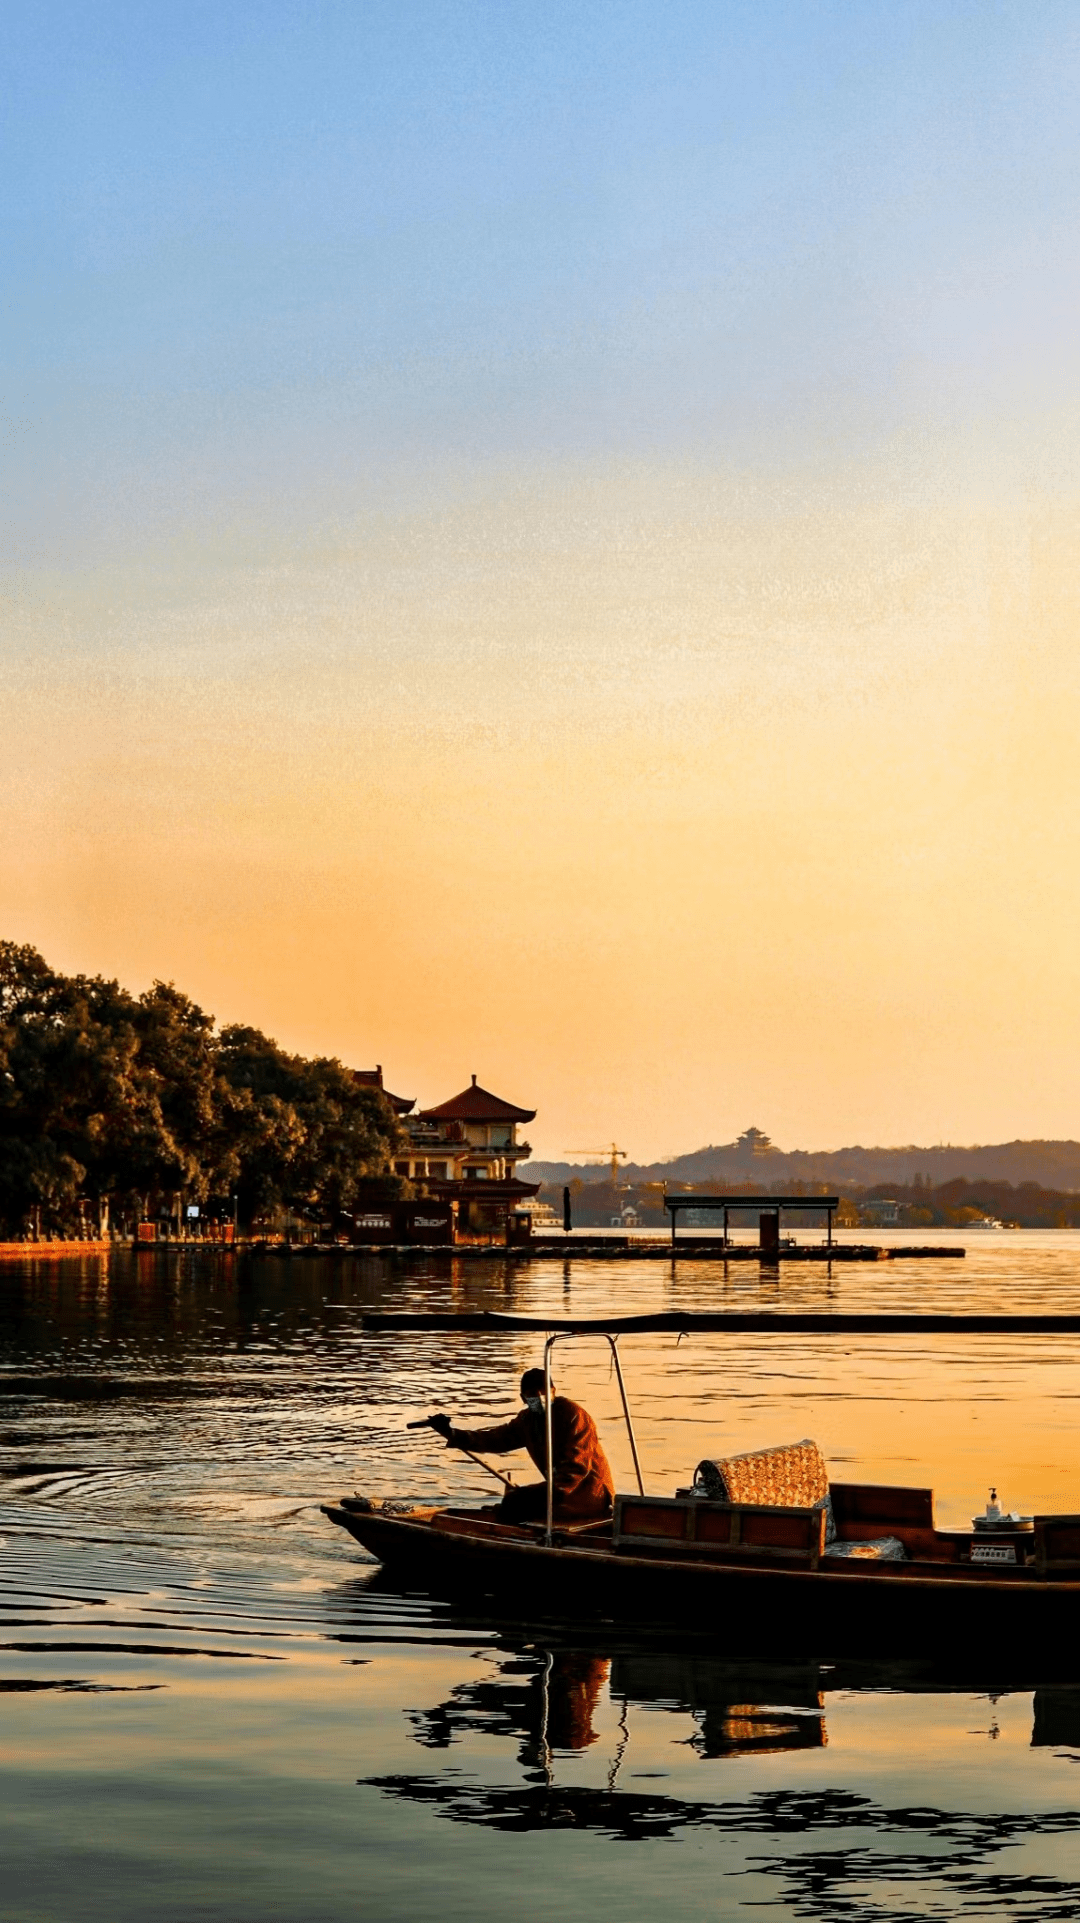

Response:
(694, 1439), (830, 1510)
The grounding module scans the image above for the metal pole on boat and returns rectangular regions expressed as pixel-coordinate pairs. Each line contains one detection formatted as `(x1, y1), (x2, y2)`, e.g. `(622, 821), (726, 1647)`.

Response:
(541, 1329), (644, 1534)
(544, 1336), (555, 1546)
(608, 1337), (645, 1495)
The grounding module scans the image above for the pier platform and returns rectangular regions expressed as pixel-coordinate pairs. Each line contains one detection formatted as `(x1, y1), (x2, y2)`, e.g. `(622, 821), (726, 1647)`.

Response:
(527, 1238), (962, 1260)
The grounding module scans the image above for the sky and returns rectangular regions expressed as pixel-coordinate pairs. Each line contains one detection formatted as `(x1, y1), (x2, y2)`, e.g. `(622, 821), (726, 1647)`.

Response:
(4, 0), (1080, 1161)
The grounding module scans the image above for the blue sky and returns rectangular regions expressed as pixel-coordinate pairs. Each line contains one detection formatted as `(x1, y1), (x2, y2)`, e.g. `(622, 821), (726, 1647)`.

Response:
(6, 1), (1080, 561)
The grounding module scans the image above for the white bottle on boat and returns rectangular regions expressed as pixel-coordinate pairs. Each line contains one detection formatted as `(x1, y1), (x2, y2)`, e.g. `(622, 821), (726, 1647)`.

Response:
(973, 1485), (1017, 1532)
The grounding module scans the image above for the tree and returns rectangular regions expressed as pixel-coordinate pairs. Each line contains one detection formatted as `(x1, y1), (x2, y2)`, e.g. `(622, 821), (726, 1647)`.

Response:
(214, 1026), (405, 1224)
(0, 944), (155, 1231)
(0, 942), (405, 1235)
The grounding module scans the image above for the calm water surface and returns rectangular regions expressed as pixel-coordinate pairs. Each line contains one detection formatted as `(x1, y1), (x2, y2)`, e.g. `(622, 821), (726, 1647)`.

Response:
(3, 1236), (1080, 1920)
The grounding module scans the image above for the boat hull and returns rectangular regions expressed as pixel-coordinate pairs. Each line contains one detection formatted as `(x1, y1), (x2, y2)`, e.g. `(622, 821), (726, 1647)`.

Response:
(324, 1505), (1080, 1654)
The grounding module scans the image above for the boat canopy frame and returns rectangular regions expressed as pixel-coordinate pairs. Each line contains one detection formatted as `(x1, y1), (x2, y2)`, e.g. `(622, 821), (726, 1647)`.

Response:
(362, 1310), (1080, 1335)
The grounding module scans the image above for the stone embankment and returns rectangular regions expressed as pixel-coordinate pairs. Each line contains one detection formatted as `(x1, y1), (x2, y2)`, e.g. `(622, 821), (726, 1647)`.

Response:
(0, 1240), (114, 1258)
(0, 1236), (964, 1261)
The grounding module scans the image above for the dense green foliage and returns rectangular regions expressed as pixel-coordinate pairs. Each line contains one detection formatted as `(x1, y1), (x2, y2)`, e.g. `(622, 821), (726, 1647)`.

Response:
(0, 942), (404, 1235)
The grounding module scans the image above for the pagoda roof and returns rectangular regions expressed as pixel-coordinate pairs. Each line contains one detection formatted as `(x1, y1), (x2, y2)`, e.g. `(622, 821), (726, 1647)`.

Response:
(420, 1076), (536, 1124)
(427, 1177), (541, 1198)
(352, 1066), (415, 1116)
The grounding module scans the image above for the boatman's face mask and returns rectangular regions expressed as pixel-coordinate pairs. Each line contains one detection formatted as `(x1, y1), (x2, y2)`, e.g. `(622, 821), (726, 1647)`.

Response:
(524, 1395), (544, 1415)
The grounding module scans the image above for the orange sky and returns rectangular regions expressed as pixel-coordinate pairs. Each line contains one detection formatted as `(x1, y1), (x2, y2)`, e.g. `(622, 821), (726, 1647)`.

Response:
(6, 455), (1080, 1161)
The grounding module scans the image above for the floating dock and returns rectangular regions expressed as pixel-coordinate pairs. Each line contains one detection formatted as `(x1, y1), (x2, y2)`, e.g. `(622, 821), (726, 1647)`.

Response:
(528, 1238), (962, 1261)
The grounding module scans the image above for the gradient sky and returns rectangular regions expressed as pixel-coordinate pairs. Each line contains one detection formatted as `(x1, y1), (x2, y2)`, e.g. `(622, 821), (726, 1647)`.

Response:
(4, 1), (1080, 1159)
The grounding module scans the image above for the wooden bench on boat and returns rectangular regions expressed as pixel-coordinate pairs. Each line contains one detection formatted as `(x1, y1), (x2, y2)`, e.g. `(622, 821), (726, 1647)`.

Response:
(614, 1492), (831, 1567)
(614, 1440), (950, 1570)
(1034, 1515), (1080, 1575)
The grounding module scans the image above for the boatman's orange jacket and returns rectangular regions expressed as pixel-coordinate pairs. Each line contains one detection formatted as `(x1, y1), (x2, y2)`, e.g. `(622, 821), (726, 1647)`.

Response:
(451, 1397), (615, 1519)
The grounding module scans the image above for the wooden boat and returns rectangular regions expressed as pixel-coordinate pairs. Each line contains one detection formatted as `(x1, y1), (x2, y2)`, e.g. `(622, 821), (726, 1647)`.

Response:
(324, 1311), (1080, 1652)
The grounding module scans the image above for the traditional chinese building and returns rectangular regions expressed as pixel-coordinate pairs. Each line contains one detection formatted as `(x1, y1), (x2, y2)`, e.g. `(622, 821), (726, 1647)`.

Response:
(352, 1065), (416, 1117)
(395, 1075), (539, 1239)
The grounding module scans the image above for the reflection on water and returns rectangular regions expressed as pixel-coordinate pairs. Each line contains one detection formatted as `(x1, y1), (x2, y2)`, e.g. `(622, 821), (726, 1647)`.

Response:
(368, 1636), (1080, 1915)
(366, 1635), (1080, 1916)
(612, 1654), (827, 1757)
(5, 1245), (1080, 1919)
(408, 1650), (612, 1764)
(404, 1648), (827, 1767)
(1032, 1688), (1080, 1750)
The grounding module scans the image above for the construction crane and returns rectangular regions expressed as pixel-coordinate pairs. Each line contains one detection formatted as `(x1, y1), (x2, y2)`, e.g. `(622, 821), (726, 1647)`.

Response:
(564, 1144), (629, 1188)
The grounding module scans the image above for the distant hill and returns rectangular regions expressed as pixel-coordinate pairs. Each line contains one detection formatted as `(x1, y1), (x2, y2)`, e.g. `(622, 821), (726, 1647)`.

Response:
(522, 1132), (1080, 1192)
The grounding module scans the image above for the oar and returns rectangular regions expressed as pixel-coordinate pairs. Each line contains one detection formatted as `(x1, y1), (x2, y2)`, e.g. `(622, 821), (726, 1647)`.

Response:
(406, 1415), (513, 1488)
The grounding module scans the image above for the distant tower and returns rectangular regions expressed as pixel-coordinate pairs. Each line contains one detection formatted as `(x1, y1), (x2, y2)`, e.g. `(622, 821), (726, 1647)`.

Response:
(735, 1127), (775, 1159)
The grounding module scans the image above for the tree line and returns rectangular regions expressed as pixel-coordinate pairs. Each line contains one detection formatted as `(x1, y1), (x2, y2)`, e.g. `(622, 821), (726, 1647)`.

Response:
(541, 1175), (1080, 1231)
(0, 942), (405, 1237)
(849, 1177), (1080, 1230)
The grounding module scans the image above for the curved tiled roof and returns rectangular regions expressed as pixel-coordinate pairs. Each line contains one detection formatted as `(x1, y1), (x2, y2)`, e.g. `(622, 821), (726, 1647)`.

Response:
(352, 1066), (415, 1116)
(420, 1075), (536, 1124)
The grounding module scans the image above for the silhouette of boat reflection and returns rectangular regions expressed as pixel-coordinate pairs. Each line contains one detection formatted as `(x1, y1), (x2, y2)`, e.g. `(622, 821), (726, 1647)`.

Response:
(404, 1647), (826, 1767)
(358, 1608), (1080, 1914)
(361, 1638), (1080, 1907)
(1032, 1685), (1080, 1749)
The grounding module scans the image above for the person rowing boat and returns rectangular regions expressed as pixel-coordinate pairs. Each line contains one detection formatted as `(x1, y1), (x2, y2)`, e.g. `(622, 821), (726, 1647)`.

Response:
(325, 1311), (1080, 1648)
(427, 1368), (615, 1524)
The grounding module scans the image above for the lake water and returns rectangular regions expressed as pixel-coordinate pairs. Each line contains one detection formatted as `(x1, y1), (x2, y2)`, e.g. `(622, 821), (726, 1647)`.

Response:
(4, 1235), (1080, 1921)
